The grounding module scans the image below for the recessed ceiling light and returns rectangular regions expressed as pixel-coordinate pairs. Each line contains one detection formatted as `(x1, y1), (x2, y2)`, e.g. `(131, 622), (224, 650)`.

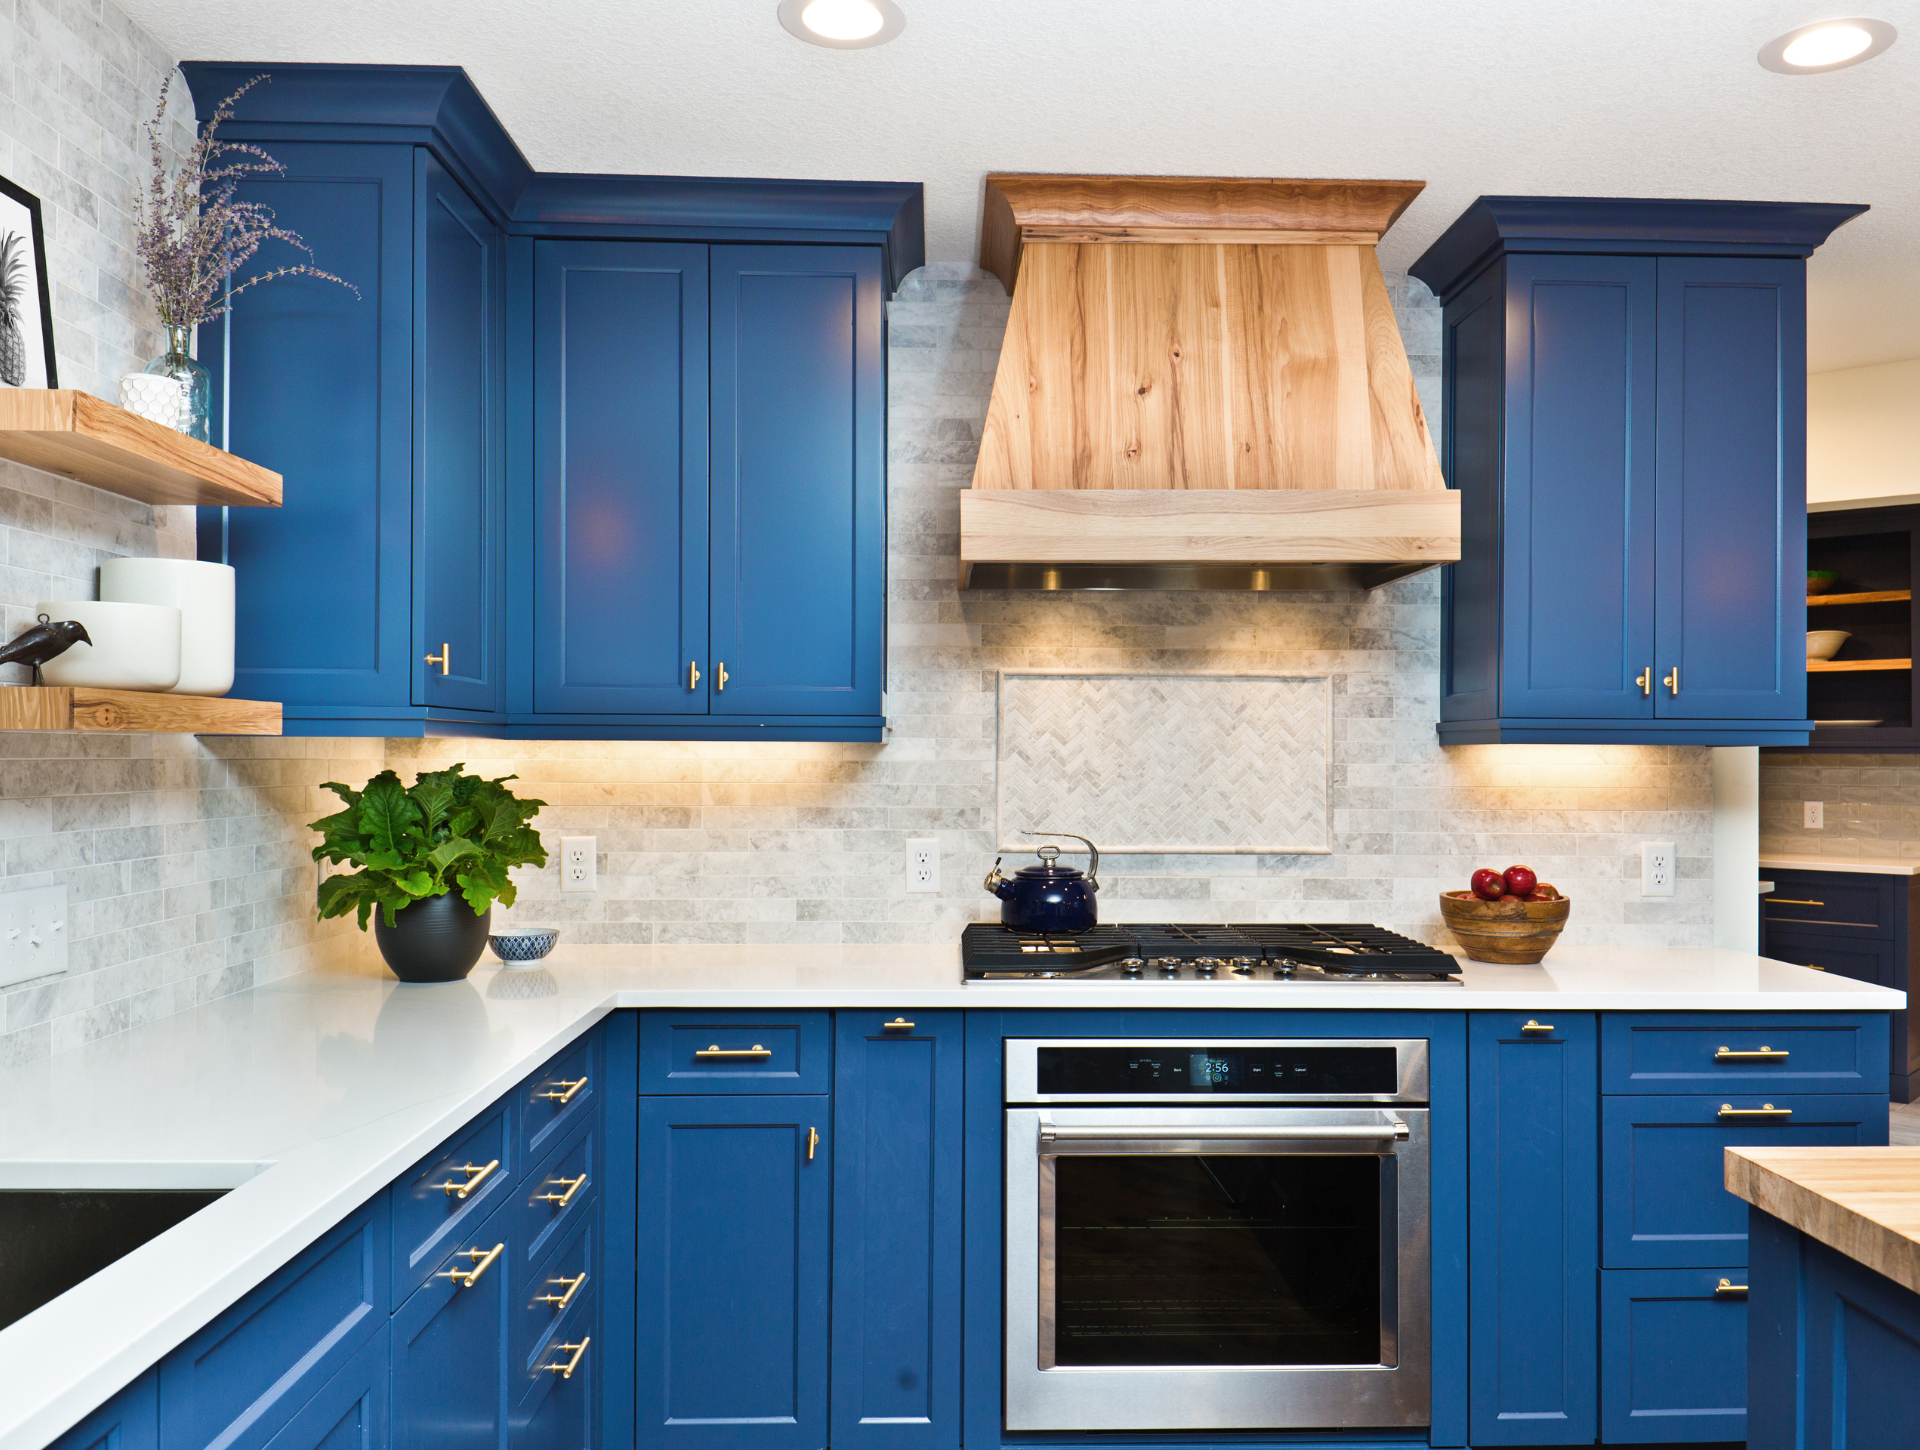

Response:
(777, 0), (906, 49)
(1758, 16), (1896, 72)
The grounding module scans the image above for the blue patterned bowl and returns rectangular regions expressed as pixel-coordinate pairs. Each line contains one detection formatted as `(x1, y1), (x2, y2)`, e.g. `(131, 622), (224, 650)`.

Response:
(489, 928), (560, 964)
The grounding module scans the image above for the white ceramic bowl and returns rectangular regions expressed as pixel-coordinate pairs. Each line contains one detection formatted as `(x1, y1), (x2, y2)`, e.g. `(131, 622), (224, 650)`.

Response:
(35, 600), (181, 690)
(1807, 629), (1851, 661)
(99, 558), (235, 696)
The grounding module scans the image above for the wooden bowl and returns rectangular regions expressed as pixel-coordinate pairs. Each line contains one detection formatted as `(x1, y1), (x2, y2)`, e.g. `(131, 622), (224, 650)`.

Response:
(1439, 891), (1570, 965)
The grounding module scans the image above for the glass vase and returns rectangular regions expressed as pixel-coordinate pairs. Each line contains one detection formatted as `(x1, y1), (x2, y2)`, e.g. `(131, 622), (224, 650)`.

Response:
(144, 324), (212, 444)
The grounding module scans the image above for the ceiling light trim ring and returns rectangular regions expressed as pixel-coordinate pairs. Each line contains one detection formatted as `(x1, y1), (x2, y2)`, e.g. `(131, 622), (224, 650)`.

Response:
(777, 0), (907, 50)
(1758, 16), (1897, 72)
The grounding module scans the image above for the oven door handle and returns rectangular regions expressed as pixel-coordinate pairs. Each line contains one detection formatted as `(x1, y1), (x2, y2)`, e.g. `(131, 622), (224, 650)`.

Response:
(1038, 1118), (1410, 1146)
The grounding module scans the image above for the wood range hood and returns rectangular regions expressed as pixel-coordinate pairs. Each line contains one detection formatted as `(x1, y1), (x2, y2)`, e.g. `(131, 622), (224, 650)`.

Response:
(960, 174), (1460, 590)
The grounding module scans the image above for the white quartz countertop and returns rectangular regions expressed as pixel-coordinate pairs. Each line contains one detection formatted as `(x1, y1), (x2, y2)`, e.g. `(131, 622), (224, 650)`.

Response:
(0, 941), (1901, 1449)
(1759, 855), (1920, 876)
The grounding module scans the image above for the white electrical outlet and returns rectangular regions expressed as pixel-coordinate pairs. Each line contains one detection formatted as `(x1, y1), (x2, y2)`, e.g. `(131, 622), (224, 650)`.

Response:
(1641, 842), (1677, 898)
(0, 884), (68, 989)
(905, 838), (939, 894)
(560, 836), (597, 893)
(1804, 800), (1825, 830)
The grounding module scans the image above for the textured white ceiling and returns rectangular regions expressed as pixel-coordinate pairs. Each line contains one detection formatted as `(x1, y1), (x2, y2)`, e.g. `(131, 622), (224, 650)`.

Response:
(118, 0), (1920, 370)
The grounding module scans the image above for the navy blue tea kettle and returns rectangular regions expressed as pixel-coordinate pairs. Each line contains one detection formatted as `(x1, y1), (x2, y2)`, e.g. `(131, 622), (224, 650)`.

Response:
(983, 831), (1101, 933)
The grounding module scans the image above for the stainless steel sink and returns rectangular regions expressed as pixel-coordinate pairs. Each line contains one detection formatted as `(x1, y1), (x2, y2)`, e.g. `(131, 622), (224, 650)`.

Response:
(0, 1190), (228, 1331)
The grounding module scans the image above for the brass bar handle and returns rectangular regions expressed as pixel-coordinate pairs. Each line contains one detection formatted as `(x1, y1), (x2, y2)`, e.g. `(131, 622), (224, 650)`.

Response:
(1635, 667), (1651, 697)
(1521, 1020), (1555, 1034)
(883, 1018), (914, 1031)
(807, 1126), (820, 1162)
(535, 1272), (588, 1311)
(1764, 899), (1824, 906)
(536, 1077), (589, 1104)
(425, 644), (450, 676)
(717, 662), (729, 692)
(436, 1242), (503, 1287)
(535, 1173), (588, 1208)
(694, 1044), (772, 1060)
(1715, 1046), (1790, 1062)
(434, 1159), (500, 1199)
(688, 660), (701, 690)
(1718, 1103), (1793, 1118)
(543, 1337), (591, 1379)
(1716, 1279), (1749, 1296)
(1664, 666), (1679, 695)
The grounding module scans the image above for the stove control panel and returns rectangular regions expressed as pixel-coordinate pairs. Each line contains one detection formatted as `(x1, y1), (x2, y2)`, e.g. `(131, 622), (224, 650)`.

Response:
(1005, 1037), (1430, 1104)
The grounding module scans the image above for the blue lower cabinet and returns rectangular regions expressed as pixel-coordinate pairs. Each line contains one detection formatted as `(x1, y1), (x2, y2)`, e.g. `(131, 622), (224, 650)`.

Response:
(1598, 1268), (1748, 1443)
(160, 1201), (390, 1450)
(390, 1204), (514, 1450)
(262, 1326), (391, 1450)
(52, 1371), (157, 1450)
(510, 1290), (597, 1450)
(830, 1012), (963, 1450)
(1467, 1012), (1599, 1445)
(393, 1099), (516, 1305)
(637, 1094), (830, 1450)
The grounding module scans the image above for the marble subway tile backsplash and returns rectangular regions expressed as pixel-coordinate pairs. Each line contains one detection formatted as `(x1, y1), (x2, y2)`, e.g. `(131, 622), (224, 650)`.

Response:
(1761, 753), (1920, 861)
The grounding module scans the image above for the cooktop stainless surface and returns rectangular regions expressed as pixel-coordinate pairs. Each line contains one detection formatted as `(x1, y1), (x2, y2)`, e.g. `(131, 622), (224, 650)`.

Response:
(962, 922), (1462, 984)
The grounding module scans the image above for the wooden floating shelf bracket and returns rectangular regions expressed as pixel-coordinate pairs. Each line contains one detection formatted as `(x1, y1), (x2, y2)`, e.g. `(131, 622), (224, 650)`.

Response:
(0, 390), (281, 508)
(0, 686), (281, 734)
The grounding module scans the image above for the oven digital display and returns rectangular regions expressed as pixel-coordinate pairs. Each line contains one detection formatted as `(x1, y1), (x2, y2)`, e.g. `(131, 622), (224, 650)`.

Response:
(1035, 1045), (1398, 1095)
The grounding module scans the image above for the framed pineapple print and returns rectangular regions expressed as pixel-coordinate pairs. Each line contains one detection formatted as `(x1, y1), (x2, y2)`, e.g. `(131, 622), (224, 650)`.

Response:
(0, 174), (56, 389)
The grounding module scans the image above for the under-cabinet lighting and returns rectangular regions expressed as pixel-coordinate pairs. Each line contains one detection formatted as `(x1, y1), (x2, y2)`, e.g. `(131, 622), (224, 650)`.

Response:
(777, 0), (905, 48)
(1758, 17), (1896, 72)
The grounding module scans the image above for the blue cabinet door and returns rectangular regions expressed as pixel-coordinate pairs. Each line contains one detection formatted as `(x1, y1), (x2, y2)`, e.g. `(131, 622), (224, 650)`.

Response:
(415, 150), (503, 714)
(510, 1290), (596, 1450)
(51, 1372), (157, 1450)
(261, 1326), (390, 1450)
(830, 1011), (963, 1450)
(709, 245), (885, 718)
(1653, 257), (1807, 722)
(1498, 255), (1658, 721)
(390, 1205), (512, 1450)
(636, 1094), (830, 1450)
(1599, 1269), (1747, 1444)
(532, 240), (710, 714)
(1467, 1012), (1599, 1445)
(207, 143), (415, 712)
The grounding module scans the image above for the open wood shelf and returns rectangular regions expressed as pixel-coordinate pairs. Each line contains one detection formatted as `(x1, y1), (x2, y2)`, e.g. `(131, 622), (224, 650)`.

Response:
(0, 390), (281, 508)
(1807, 658), (1914, 673)
(1808, 589), (1912, 606)
(0, 687), (280, 734)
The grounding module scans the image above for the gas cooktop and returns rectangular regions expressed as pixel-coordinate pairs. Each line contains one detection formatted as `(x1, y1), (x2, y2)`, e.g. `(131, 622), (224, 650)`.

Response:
(961, 922), (1462, 983)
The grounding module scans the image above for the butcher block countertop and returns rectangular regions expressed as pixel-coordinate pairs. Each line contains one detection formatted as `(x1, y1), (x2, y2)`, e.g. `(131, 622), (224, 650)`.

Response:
(1726, 1146), (1920, 1294)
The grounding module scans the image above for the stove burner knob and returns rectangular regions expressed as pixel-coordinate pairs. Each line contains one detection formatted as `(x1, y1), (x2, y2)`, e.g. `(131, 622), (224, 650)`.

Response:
(1156, 959), (1182, 975)
(1272, 959), (1298, 977)
(1193, 958), (1220, 975)
(1120, 958), (1145, 975)
(1229, 959), (1254, 975)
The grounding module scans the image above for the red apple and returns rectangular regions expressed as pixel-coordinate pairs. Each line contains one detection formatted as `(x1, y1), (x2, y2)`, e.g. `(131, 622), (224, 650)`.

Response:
(1528, 883), (1560, 902)
(1503, 865), (1538, 897)
(1470, 868), (1506, 901)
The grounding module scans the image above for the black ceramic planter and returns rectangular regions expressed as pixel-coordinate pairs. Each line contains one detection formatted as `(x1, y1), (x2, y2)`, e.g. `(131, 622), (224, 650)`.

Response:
(373, 894), (492, 983)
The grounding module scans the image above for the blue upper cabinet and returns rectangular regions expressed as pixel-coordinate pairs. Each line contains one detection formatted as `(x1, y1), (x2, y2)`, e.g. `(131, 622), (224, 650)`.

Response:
(1412, 196), (1864, 746)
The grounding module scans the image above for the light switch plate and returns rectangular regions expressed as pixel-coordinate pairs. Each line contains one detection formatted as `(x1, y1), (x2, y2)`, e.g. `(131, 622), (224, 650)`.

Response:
(559, 836), (597, 893)
(0, 884), (68, 989)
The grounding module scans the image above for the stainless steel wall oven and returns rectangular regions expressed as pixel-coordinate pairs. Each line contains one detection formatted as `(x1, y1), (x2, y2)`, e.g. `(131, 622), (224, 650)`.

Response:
(1003, 1038), (1431, 1432)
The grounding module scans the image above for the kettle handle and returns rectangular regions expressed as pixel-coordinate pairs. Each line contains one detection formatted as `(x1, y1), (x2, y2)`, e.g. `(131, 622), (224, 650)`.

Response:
(1023, 831), (1099, 892)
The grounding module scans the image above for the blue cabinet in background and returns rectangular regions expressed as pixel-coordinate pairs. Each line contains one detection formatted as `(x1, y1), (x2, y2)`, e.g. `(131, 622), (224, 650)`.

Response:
(1412, 196), (1866, 746)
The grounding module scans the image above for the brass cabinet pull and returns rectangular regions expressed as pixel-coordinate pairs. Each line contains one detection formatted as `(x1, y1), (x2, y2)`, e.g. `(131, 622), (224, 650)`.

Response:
(536, 1272), (588, 1310)
(543, 1337), (591, 1379)
(1521, 1020), (1555, 1034)
(717, 662), (729, 692)
(1715, 1046), (1790, 1062)
(425, 643), (450, 675)
(807, 1126), (819, 1162)
(1805, 961), (1827, 971)
(537, 1077), (589, 1104)
(883, 1018), (914, 1031)
(434, 1159), (499, 1199)
(1664, 666), (1679, 695)
(694, 1044), (772, 1060)
(1718, 1103), (1793, 1119)
(535, 1173), (588, 1208)
(1635, 667), (1652, 697)
(1715, 1279), (1749, 1296)
(436, 1242), (503, 1287)
(688, 660), (701, 690)
(1765, 898), (1824, 906)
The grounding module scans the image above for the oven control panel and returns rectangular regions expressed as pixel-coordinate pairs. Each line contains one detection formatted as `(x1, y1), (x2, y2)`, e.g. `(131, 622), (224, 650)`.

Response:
(1006, 1038), (1429, 1104)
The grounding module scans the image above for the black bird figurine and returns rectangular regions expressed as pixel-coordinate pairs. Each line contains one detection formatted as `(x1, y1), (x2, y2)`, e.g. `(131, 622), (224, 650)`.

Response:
(0, 615), (93, 683)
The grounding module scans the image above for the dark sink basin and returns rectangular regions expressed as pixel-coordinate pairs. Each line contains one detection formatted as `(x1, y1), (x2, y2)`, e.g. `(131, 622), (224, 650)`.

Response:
(0, 1190), (227, 1331)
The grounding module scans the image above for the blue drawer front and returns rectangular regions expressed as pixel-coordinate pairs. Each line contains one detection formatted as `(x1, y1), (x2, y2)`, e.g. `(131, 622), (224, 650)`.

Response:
(52, 1371), (157, 1450)
(1601, 1013), (1887, 1095)
(1602, 1093), (1887, 1268)
(1599, 1268), (1747, 1443)
(1761, 874), (1892, 934)
(392, 1098), (516, 1304)
(515, 1209), (594, 1375)
(259, 1324), (388, 1450)
(522, 1030), (600, 1162)
(639, 1011), (831, 1094)
(390, 1198), (512, 1450)
(511, 1284), (596, 1450)
(515, 1115), (598, 1283)
(159, 1200), (390, 1450)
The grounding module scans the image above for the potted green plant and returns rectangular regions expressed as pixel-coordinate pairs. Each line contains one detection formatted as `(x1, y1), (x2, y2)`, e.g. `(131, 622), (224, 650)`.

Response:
(309, 764), (548, 983)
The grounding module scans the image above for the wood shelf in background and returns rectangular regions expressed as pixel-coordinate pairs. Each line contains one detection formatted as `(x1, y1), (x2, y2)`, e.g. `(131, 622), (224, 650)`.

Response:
(1807, 658), (1914, 673)
(0, 390), (281, 508)
(1807, 590), (1912, 606)
(0, 687), (280, 734)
